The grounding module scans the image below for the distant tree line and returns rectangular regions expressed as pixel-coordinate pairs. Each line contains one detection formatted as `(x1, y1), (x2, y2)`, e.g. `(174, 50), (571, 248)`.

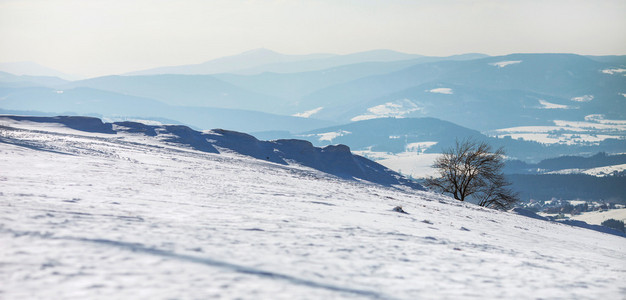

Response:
(504, 152), (626, 174)
(601, 219), (625, 233)
(507, 174), (626, 203)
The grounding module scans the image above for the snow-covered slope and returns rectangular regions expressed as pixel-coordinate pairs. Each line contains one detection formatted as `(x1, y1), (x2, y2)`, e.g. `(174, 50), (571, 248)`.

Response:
(0, 116), (418, 189)
(1, 117), (625, 299)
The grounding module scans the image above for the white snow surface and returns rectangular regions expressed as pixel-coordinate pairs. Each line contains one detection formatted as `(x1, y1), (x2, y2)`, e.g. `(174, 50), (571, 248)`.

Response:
(570, 95), (594, 102)
(300, 130), (351, 143)
(489, 60), (522, 68)
(351, 99), (421, 122)
(538, 99), (570, 109)
(488, 116), (626, 145)
(546, 163), (626, 177)
(293, 107), (324, 118)
(497, 133), (618, 145)
(1, 121), (625, 299)
(314, 130), (351, 142)
(570, 209), (626, 225)
(352, 149), (439, 179)
(427, 88), (453, 95)
(601, 68), (626, 75)
(375, 152), (440, 179)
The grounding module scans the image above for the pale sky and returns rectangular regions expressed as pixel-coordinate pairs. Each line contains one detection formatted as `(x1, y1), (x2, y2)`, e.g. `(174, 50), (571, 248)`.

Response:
(1, 0), (625, 77)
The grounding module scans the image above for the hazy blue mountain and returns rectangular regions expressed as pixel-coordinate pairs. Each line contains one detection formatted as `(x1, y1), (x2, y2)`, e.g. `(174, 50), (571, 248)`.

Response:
(504, 152), (626, 174)
(329, 83), (586, 131)
(5, 52), (623, 158)
(0, 61), (82, 81)
(233, 49), (426, 74)
(507, 174), (626, 203)
(0, 87), (333, 133)
(214, 60), (425, 101)
(214, 54), (489, 101)
(237, 52), (488, 75)
(0, 86), (162, 117)
(0, 71), (68, 88)
(70, 54), (492, 117)
(296, 53), (626, 128)
(586, 55), (626, 65)
(63, 74), (293, 114)
(125, 49), (440, 76)
(125, 48), (336, 76)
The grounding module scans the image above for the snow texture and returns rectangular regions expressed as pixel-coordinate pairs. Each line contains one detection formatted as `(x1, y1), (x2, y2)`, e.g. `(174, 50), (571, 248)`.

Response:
(1, 117), (625, 299)
(538, 99), (569, 109)
(375, 152), (440, 179)
(489, 60), (522, 68)
(570, 209), (626, 226)
(0, 116), (420, 190)
(351, 99), (421, 122)
(546, 164), (626, 177)
(601, 68), (626, 75)
(570, 95), (594, 102)
(488, 116), (626, 145)
(300, 130), (353, 143)
(427, 88), (453, 95)
(293, 107), (324, 118)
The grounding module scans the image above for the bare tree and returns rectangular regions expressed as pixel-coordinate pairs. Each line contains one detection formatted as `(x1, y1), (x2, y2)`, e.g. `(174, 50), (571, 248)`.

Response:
(425, 139), (518, 210)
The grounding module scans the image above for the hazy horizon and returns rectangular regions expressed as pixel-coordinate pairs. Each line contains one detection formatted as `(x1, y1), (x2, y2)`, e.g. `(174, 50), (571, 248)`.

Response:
(1, 0), (625, 77)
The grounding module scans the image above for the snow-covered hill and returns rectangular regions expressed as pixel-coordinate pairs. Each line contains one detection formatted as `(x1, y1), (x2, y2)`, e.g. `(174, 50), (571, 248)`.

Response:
(1, 117), (625, 299)
(0, 116), (416, 189)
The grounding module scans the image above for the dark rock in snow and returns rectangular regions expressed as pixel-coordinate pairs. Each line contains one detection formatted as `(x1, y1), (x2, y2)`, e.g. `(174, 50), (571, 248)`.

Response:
(392, 206), (408, 214)
(163, 125), (219, 154)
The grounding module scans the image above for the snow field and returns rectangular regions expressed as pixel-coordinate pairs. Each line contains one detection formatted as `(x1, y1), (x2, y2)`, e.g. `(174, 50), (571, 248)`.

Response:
(1, 123), (625, 299)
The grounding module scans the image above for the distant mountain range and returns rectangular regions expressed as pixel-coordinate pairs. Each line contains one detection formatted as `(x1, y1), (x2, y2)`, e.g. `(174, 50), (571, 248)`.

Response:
(0, 86), (333, 133)
(64, 52), (626, 132)
(125, 48), (431, 76)
(1, 50), (624, 164)
(0, 71), (69, 88)
(294, 53), (626, 130)
(0, 62), (82, 81)
(62, 74), (292, 114)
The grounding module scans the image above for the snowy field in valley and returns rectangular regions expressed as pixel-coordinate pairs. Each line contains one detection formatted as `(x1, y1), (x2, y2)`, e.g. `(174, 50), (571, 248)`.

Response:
(546, 164), (626, 177)
(1, 119), (625, 299)
(569, 209), (626, 225)
(486, 115), (626, 145)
